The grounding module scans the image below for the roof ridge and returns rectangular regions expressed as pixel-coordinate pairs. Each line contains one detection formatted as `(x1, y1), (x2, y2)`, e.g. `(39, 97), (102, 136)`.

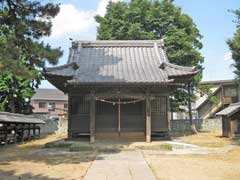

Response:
(45, 62), (78, 71)
(72, 40), (164, 47)
(164, 62), (196, 72)
(0, 111), (35, 118)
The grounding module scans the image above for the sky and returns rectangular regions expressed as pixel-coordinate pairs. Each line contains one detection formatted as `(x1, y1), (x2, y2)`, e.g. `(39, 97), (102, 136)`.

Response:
(40, 0), (240, 88)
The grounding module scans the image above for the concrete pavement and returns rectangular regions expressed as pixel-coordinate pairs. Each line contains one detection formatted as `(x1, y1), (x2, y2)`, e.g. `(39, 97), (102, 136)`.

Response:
(84, 151), (156, 180)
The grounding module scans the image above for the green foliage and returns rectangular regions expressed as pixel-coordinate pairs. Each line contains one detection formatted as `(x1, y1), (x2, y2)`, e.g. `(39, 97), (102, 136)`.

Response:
(227, 9), (240, 81)
(199, 84), (218, 105)
(96, 0), (204, 112)
(96, 0), (203, 67)
(0, 73), (36, 113)
(0, 0), (63, 113)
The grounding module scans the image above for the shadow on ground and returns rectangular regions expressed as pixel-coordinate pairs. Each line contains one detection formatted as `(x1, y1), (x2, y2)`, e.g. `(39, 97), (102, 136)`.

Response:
(0, 170), (61, 180)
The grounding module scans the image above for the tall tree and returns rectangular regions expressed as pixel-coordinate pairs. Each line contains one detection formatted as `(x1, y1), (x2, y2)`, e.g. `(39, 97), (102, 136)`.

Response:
(95, 0), (203, 133)
(227, 9), (240, 80)
(0, 0), (63, 113)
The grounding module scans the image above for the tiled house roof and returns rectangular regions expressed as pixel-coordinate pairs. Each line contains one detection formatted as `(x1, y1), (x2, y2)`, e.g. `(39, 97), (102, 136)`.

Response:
(45, 40), (198, 88)
(32, 89), (68, 101)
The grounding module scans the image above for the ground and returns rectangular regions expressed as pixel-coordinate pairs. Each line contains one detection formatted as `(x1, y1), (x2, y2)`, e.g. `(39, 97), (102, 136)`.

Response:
(175, 131), (232, 147)
(145, 146), (240, 180)
(0, 134), (96, 180)
(0, 132), (239, 180)
(145, 131), (240, 180)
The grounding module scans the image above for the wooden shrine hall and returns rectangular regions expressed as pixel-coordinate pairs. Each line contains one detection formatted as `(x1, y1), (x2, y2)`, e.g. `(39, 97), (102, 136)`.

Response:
(45, 40), (198, 143)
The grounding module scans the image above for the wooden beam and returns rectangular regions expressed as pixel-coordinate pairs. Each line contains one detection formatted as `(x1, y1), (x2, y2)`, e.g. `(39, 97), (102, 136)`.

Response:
(90, 93), (96, 143)
(167, 96), (171, 134)
(146, 95), (151, 143)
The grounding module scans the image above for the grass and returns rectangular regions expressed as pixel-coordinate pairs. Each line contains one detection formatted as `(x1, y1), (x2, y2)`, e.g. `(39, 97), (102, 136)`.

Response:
(176, 131), (232, 147)
(69, 145), (94, 152)
(135, 143), (173, 151)
(44, 141), (73, 149)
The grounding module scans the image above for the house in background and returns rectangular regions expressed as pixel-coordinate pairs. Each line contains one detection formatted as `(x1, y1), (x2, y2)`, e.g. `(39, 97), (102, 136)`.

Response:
(195, 79), (240, 120)
(31, 89), (68, 117)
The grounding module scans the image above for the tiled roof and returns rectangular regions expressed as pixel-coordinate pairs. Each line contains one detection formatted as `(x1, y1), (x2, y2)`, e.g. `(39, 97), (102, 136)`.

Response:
(31, 88), (68, 101)
(0, 112), (45, 124)
(216, 102), (240, 117)
(46, 40), (197, 84)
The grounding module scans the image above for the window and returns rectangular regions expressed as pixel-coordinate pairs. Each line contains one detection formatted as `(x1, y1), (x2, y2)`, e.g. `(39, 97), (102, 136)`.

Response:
(64, 103), (68, 109)
(39, 102), (46, 108)
(225, 87), (237, 97)
(48, 102), (56, 111)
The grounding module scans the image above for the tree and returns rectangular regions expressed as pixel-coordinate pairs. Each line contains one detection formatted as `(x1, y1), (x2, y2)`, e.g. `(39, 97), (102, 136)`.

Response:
(95, 0), (204, 133)
(227, 9), (240, 80)
(0, 0), (63, 113)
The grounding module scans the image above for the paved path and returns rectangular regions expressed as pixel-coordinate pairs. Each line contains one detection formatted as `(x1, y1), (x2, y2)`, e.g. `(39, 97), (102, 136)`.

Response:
(84, 151), (156, 180)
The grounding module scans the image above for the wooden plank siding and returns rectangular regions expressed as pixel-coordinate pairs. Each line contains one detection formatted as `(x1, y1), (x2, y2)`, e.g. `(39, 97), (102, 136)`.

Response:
(68, 94), (170, 141)
(151, 96), (168, 132)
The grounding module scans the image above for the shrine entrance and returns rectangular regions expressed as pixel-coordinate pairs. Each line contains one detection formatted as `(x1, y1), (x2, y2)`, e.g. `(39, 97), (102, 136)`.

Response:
(95, 98), (145, 134)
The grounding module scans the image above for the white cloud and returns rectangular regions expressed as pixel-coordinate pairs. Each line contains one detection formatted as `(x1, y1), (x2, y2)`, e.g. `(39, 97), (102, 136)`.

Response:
(51, 1), (121, 38)
(224, 52), (232, 61)
(97, 0), (121, 17)
(51, 4), (95, 38)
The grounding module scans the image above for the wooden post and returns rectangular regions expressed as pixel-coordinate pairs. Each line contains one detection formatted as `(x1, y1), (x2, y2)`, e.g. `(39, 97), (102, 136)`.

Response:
(33, 124), (36, 139)
(68, 94), (72, 139)
(118, 99), (121, 136)
(28, 124), (31, 140)
(90, 93), (96, 143)
(21, 124), (25, 142)
(167, 96), (171, 136)
(13, 124), (17, 143)
(146, 95), (151, 143)
(4, 124), (8, 144)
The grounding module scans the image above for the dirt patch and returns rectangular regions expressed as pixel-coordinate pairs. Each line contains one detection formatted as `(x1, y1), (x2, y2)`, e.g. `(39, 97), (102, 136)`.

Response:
(145, 144), (240, 180)
(0, 134), (96, 180)
(176, 131), (232, 147)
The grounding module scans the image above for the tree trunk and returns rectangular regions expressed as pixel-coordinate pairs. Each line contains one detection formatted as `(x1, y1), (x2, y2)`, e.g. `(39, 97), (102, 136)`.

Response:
(9, 99), (15, 113)
(188, 83), (198, 134)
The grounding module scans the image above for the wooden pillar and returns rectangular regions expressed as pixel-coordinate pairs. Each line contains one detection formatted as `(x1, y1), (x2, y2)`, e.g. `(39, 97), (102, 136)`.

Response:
(13, 124), (17, 143)
(90, 93), (96, 143)
(27, 124), (31, 140)
(118, 99), (121, 136)
(167, 96), (171, 135)
(38, 126), (41, 137)
(146, 95), (151, 143)
(68, 93), (72, 139)
(21, 124), (25, 142)
(4, 124), (8, 144)
(33, 124), (36, 139)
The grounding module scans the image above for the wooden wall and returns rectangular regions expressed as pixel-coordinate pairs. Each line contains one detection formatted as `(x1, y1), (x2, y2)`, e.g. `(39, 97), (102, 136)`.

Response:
(68, 94), (169, 135)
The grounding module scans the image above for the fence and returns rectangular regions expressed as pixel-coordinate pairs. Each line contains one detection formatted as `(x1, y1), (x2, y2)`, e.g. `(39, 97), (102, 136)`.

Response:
(170, 118), (222, 136)
(34, 114), (68, 135)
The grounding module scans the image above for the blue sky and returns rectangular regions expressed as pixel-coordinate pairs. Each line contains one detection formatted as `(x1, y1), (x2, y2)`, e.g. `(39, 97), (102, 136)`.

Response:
(40, 0), (240, 88)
